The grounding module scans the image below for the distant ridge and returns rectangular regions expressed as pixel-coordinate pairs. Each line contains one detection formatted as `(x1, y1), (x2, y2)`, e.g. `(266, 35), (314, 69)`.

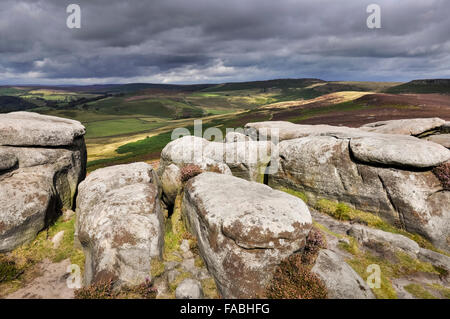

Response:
(202, 78), (325, 92)
(386, 79), (450, 94)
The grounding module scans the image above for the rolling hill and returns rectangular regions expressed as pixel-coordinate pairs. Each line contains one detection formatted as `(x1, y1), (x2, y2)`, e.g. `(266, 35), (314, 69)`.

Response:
(385, 79), (450, 94)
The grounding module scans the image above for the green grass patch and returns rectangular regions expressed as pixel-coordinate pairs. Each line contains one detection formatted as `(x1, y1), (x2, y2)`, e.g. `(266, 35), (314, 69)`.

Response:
(150, 258), (165, 278)
(404, 284), (436, 299)
(428, 284), (450, 299)
(312, 221), (344, 239)
(340, 237), (442, 299)
(84, 118), (165, 138)
(201, 277), (219, 299)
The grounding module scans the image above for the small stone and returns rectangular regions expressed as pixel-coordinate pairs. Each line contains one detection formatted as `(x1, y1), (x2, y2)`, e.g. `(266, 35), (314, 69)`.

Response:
(167, 269), (180, 284)
(181, 258), (196, 273)
(180, 239), (190, 253)
(51, 231), (65, 249)
(175, 278), (203, 299)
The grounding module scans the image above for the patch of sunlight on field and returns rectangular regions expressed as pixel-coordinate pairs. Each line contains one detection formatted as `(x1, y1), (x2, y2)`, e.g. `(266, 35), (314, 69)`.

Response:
(29, 89), (77, 95)
(304, 83), (328, 89)
(84, 118), (168, 139)
(261, 91), (372, 109)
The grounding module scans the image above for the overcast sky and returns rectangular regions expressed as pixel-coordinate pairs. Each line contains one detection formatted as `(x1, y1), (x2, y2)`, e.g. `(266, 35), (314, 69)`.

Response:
(0, 0), (449, 85)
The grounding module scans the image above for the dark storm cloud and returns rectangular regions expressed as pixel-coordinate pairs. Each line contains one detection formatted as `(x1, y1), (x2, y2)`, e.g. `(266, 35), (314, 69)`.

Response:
(0, 0), (449, 84)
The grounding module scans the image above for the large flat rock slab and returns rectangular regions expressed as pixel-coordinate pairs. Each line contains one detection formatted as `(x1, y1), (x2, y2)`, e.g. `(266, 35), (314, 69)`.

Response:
(182, 172), (312, 298)
(349, 134), (450, 168)
(360, 118), (446, 136)
(0, 112), (85, 146)
(245, 121), (361, 142)
(0, 137), (86, 253)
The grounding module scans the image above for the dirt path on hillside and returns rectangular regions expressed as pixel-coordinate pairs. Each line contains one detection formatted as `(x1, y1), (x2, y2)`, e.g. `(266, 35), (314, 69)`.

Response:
(5, 259), (75, 299)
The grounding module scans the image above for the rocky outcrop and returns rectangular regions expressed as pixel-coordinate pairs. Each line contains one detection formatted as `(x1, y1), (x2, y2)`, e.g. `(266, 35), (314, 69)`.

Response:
(249, 121), (450, 251)
(348, 224), (420, 256)
(311, 249), (375, 299)
(0, 112), (86, 253)
(158, 135), (273, 205)
(76, 162), (164, 286)
(359, 118), (450, 149)
(359, 118), (446, 136)
(349, 134), (449, 168)
(245, 121), (360, 142)
(417, 248), (450, 272)
(0, 111), (86, 146)
(182, 172), (312, 298)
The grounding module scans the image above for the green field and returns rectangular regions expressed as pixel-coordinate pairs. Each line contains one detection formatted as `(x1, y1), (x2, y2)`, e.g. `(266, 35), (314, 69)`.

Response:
(84, 118), (167, 138)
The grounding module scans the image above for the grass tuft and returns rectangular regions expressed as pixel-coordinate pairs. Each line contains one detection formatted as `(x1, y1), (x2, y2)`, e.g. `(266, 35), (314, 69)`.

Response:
(404, 284), (436, 299)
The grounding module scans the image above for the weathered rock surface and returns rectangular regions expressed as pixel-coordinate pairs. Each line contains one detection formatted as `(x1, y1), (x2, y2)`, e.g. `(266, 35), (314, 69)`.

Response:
(0, 112), (86, 252)
(245, 121), (361, 142)
(0, 168), (56, 252)
(0, 111), (85, 146)
(359, 118), (446, 136)
(160, 163), (182, 205)
(158, 135), (273, 204)
(311, 249), (375, 299)
(182, 172), (312, 298)
(225, 131), (253, 143)
(348, 224), (420, 256)
(175, 279), (204, 299)
(426, 134), (450, 148)
(0, 148), (17, 171)
(268, 133), (449, 251)
(76, 162), (164, 286)
(417, 248), (450, 271)
(350, 134), (450, 168)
